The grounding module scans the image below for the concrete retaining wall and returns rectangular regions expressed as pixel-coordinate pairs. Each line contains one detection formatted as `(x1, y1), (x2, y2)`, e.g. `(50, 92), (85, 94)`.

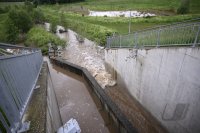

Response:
(51, 58), (137, 133)
(105, 47), (200, 133)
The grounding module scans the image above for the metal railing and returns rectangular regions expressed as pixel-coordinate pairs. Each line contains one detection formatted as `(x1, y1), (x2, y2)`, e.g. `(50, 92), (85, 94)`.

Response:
(0, 43), (43, 132)
(107, 19), (200, 48)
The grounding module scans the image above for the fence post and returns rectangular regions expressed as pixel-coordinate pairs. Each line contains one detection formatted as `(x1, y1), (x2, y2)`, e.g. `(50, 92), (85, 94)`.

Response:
(134, 32), (137, 49)
(106, 37), (110, 48)
(156, 29), (161, 47)
(193, 25), (200, 47)
(120, 35), (121, 48)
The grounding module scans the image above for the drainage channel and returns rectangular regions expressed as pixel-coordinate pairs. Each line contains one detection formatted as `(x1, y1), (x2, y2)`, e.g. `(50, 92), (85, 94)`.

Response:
(47, 57), (137, 133)
(45, 57), (118, 133)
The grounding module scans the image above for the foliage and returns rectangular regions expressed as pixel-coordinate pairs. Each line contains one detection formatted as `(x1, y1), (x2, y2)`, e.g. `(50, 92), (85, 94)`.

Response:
(37, 0), (84, 4)
(8, 8), (33, 33)
(32, 8), (45, 23)
(50, 20), (57, 33)
(42, 7), (199, 45)
(177, 0), (190, 14)
(0, 2), (46, 43)
(33, 0), (39, 8)
(5, 18), (19, 43)
(25, 26), (65, 54)
(46, 13), (116, 45)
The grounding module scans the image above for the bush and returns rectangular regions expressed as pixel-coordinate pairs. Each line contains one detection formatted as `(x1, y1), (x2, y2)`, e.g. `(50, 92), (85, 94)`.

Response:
(8, 8), (33, 33)
(0, 7), (6, 14)
(5, 18), (19, 43)
(25, 26), (65, 54)
(0, 6), (11, 14)
(177, 0), (190, 14)
(33, 0), (39, 8)
(32, 8), (45, 24)
(50, 20), (57, 33)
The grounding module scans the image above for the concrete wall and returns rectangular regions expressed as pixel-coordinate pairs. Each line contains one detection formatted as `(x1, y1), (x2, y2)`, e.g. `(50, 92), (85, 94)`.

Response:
(105, 47), (200, 133)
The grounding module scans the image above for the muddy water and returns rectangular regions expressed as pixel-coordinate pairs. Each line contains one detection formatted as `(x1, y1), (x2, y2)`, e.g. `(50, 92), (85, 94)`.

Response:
(44, 23), (116, 88)
(44, 57), (115, 133)
(59, 28), (116, 88)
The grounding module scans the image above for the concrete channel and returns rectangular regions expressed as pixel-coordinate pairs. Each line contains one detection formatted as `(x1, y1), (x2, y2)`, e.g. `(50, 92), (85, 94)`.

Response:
(46, 57), (137, 133)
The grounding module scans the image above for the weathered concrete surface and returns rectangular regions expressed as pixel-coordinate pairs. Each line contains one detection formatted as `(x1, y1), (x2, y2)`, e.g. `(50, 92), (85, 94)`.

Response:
(46, 58), (112, 133)
(105, 85), (167, 133)
(51, 58), (137, 133)
(105, 47), (200, 133)
(23, 62), (47, 133)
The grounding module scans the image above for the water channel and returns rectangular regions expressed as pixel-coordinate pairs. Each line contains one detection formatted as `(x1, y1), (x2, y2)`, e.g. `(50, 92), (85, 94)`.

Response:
(45, 57), (117, 133)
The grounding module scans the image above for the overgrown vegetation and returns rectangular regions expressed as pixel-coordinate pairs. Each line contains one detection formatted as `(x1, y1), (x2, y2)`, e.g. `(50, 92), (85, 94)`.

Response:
(25, 26), (65, 54)
(0, 1), (45, 44)
(0, 0), (200, 47)
(40, 0), (200, 45)
(46, 12), (116, 45)
(177, 0), (190, 14)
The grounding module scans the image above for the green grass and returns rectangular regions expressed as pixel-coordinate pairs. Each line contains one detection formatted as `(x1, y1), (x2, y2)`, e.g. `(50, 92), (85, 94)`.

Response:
(43, 0), (200, 14)
(25, 26), (65, 54)
(0, 0), (200, 46)
(41, 2), (200, 40)
(108, 23), (199, 48)
(43, 8), (116, 45)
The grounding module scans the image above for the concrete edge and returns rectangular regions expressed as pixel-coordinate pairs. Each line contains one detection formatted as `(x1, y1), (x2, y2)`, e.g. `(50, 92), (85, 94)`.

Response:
(51, 58), (138, 133)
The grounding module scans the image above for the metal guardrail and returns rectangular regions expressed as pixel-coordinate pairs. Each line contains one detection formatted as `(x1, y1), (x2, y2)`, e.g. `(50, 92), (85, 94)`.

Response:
(0, 43), (43, 132)
(107, 19), (200, 48)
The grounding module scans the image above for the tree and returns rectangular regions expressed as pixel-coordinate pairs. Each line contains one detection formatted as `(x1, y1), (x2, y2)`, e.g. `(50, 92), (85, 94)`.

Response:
(8, 8), (33, 33)
(5, 18), (19, 43)
(33, 0), (39, 8)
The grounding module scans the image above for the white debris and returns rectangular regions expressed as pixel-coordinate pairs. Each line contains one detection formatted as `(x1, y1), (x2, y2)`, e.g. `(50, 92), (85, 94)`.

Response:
(54, 26), (116, 89)
(89, 10), (156, 18)
(57, 118), (81, 133)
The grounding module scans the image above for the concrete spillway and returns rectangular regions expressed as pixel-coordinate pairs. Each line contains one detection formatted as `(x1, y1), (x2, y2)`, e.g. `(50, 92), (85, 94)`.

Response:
(45, 58), (117, 133)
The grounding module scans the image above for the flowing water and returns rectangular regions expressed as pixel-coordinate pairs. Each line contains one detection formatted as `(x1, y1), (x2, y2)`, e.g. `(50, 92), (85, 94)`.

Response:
(57, 28), (116, 88)
(44, 57), (117, 133)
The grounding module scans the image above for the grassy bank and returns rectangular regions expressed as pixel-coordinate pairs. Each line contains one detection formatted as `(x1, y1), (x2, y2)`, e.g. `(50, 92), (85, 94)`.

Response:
(0, 0), (200, 46)
(25, 26), (65, 54)
(42, 0), (200, 14)
(40, 0), (200, 45)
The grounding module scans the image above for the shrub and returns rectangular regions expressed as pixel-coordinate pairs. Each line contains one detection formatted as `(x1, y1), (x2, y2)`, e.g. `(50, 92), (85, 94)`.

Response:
(5, 18), (19, 43)
(8, 8), (33, 33)
(32, 8), (45, 24)
(25, 26), (65, 54)
(177, 0), (190, 14)
(50, 20), (57, 33)
(33, 0), (39, 8)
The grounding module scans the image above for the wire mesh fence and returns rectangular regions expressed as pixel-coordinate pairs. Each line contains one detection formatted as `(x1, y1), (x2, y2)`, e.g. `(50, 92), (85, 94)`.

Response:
(107, 21), (200, 48)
